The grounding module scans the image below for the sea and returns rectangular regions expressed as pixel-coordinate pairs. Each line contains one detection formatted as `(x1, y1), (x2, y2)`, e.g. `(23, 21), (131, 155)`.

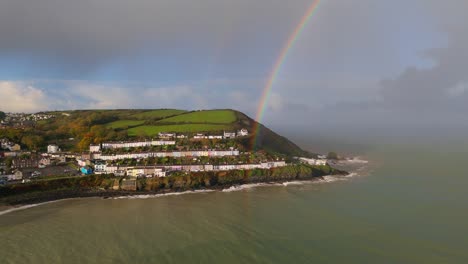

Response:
(1, 139), (468, 263)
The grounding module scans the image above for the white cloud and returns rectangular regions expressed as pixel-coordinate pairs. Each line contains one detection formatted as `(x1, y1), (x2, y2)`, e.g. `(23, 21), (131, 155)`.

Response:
(0, 81), (48, 112)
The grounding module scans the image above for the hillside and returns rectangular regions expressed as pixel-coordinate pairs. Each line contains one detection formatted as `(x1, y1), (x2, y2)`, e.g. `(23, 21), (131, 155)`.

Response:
(1, 109), (312, 157)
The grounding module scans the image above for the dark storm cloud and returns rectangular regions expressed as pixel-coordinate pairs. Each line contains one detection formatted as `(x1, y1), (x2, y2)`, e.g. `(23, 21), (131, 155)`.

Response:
(377, 1), (468, 124)
(0, 0), (311, 75)
(2, 0), (468, 133)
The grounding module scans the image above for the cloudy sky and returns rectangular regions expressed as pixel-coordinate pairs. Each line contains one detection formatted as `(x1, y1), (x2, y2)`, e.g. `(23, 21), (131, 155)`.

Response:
(1, 0), (467, 133)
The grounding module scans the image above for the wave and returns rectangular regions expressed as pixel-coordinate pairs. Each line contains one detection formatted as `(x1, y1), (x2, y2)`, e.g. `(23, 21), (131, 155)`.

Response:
(0, 173), (364, 214)
(112, 189), (215, 200)
(0, 200), (63, 216)
(343, 157), (369, 164)
(222, 174), (360, 192)
(222, 183), (272, 192)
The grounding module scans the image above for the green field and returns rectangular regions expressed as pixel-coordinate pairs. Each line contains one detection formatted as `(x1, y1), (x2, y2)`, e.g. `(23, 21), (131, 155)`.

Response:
(106, 120), (145, 129)
(158, 110), (236, 124)
(128, 124), (231, 136)
(131, 109), (187, 120)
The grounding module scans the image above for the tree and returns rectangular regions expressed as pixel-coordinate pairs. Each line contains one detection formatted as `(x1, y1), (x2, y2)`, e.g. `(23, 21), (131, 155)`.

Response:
(0, 111), (6, 120)
(21, 135), (44, 150)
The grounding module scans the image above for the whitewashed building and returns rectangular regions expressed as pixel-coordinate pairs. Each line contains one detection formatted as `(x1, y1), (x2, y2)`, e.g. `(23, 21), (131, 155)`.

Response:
(89, 145), (101, 153)
(223, 131), (236, 139)
(237, 128), (249, 137)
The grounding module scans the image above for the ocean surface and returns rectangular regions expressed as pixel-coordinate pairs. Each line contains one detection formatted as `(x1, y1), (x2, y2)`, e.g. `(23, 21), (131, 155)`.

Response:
(1, 142), (468, 263)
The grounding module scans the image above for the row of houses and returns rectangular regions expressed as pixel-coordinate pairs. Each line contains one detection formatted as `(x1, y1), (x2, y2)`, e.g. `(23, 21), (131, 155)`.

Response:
(90, 140), (176, 152)
(92, 149), (240, 161)
(95, 161), (287, 177)
(88, 129), (249, 153)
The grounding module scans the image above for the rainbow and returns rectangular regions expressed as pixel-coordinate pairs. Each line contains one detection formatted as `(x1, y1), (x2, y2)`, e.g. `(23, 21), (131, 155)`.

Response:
(252, 0), (321, 148)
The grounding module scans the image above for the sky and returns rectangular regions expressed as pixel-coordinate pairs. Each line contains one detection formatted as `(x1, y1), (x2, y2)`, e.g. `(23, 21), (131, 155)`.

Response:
(1, 0), (468, 135)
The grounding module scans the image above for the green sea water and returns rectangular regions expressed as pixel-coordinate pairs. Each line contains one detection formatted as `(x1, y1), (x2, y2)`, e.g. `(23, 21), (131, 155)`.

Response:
(1, 143), (468, 263)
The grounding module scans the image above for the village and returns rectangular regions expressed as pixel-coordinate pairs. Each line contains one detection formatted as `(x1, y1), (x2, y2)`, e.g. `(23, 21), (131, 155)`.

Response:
(0, 128), (329, 185)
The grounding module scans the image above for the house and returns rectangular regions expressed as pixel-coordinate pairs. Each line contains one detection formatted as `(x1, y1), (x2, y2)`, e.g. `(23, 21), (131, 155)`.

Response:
(223, 131), (236, 139)
(39, 157), (51, 167)
(47, 144), (60, 154)
(298, 157), (327, 166)
(154, 168), (166, 177)
(193, 133), (207, 139)
(127, 167), (145, 178)
(158, 132), (175, 139)
(89, 145), (101, 153)
(3, 152), (18, 157)
(237, 128), (249, 137)
(9, 144), (21, 152)
(208, 135), (223, 139)
(80, 167), (93, 175)
(114, 170), (126, 177)
(151, 140), (176, 146)
(7, 170), (23, 181)
(58, 155), (67, 163)
(77, 159), (87, 167)
(176, 134), (187, 139)
(94, 162), (107, 174)
(12, 157), (39, 169)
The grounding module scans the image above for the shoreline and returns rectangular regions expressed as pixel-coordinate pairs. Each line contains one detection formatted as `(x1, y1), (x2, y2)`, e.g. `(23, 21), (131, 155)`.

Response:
(0, 174), (355, 214)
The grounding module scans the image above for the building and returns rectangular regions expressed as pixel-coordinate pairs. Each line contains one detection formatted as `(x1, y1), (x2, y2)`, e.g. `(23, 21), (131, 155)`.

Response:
(158, 132), (175, 139)
(39, 157), (51, 167)
(7, 170), (23, 181)
(223, 131), (236, 139)
(89, 145), (101, 153)
(298, 157), (328, 166)
(80, 167), (93, 175)
(77, 159), (87, 167)
(12, 157), (39, 169)
(237, 128), (249, 137)
(94, 162), (107, 174)
(114, 170), (126, 177)
(9, 144), (21, 152)
(47, 144), (60, 154)
(193, 133), (207, 139)
(208, 135), (223, 139)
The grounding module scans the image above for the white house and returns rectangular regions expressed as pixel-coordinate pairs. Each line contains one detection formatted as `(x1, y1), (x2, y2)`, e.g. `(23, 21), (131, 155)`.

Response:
(89, 145), (101, 153)
(193, 133), (207, 139)
(77, 159), (87, 167)
(154, 168), (166, 177)
(223, 131), (236, 139)
(94, 163), (107, 174)
(298, 157), (327, 166)
(208, 135), (223, 139)
(7, 171), (23, 181)
(158, 132), (175, 139)
(237, 128), (249, 137)
(47, 144), (60, 154)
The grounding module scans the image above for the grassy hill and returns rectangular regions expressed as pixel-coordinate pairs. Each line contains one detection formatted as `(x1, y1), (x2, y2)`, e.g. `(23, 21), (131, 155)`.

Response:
(156, 110), (237, 124)
(5, 109), (312, 157)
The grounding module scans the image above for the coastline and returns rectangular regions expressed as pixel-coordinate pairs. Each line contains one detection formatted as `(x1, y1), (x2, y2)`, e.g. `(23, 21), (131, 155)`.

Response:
(0, 173), (355, 214)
